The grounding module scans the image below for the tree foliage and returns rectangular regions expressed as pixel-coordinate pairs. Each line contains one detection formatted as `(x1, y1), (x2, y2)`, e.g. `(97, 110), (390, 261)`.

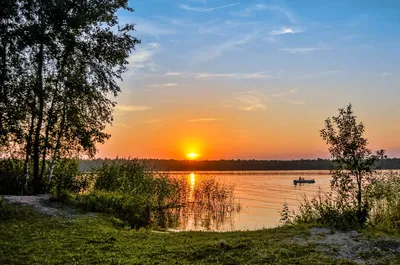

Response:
(320, 104), (386, 224)
(0, 0), (140, 194)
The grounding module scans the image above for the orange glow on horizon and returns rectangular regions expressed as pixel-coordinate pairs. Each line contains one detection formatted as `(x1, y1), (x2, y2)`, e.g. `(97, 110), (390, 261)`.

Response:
(96, 102), (400, 159)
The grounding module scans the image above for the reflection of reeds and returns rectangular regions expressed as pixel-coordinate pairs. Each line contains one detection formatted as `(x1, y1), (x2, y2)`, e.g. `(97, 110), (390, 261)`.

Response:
(167, 177), (241, 231)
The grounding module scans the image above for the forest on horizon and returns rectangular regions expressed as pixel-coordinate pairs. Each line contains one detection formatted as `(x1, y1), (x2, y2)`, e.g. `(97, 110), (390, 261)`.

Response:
(79, 158), (400, 172)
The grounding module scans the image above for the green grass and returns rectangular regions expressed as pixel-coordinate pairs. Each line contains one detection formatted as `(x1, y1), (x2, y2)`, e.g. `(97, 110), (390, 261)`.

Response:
(0, 206), (380, 264)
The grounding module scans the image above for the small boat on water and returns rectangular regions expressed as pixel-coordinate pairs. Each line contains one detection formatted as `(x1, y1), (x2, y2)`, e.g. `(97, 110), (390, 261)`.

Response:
(293, 178), (315, 185)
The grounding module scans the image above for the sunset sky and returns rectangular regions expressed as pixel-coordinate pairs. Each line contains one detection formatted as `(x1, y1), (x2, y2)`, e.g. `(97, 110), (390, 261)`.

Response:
(99, 0), (400, 160)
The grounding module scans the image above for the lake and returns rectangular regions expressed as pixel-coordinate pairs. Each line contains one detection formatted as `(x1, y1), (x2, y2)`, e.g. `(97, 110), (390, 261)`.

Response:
(170, 170), (332, 231)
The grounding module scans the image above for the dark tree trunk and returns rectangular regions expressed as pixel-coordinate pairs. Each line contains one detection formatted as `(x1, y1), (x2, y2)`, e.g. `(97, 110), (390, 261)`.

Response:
(47, 103), (66, 189)
(23, 96), (36, 193)
(40, 92), (57, 181)
(356, 172), (363, 224)
(32, 42), (44, 194)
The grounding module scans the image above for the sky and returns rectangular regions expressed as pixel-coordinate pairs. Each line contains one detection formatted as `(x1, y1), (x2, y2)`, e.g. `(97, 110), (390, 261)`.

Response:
(98, 0), (400, 160)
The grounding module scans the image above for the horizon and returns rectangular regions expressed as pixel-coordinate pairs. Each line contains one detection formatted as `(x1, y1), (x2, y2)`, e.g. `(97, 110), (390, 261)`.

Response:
(98, 0), (400, 160)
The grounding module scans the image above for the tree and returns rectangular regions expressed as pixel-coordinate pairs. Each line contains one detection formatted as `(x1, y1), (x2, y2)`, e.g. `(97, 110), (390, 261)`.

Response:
(1, 0), (140, 194)
(320, 104), (386, 225)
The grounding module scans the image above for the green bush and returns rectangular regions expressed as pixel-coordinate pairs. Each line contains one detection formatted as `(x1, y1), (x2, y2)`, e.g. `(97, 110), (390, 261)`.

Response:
(94, 159), (154, 194)
(368, 171), (400, 232)
(52, 190), (76, 204)
(50, 159), (93, 199)
(71, 159), (240, 229)
(291, 189), (365, 229)
(77, 191), (150, 228)
(0, 159), (26, 195)
(73, 159), (180, 228)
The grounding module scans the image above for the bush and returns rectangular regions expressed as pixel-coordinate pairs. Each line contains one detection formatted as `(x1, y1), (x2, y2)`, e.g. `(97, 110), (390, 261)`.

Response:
(50, 159), (93, 199)
(76, 159), (183, 228)
(0, 159), (26, 195)
(293, 189), (364, 229)
(368, 171), (400, 232)
(94, 159), (154, 194)
(52, 190), (76, 204)
(77, 191), (150, 228)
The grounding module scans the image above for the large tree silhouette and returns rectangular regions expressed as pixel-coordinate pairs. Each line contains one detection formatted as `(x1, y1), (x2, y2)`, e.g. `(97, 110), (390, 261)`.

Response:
(0, 0), (140, 193)
(320, 104), (386, 225)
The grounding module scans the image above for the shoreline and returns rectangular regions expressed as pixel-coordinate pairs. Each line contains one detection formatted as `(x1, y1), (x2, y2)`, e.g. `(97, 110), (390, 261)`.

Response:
(2, 199), (400, 264)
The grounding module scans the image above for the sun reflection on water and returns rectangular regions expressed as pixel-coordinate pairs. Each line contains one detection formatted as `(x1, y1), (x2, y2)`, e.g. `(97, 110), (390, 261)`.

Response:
(189, 173), (196, 202)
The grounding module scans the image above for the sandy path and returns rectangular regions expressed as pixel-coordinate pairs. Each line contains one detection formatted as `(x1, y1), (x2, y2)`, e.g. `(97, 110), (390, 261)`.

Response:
(3, 194), (85, 217)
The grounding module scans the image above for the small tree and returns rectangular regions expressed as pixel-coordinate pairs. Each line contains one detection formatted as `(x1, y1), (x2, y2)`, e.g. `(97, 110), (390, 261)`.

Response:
(320, 104), (386, 225)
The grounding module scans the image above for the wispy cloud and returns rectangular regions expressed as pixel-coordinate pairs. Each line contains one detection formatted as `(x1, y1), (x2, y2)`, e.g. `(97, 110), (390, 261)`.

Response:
(286, 99), (305, 105)
(163, 72), (183, 77)
(149, 83), (178, 88)
(180, 3), (240, 12)
(194, 71), (277, 80)
(132, 18), (175, 38)
(232, 91), (267, 111)
(300, 70), (341, 79)
(380, 72), (392, 77)
(339, 34), (362, 41)
(126, 43), (161, 75)
(270, 27), (303, 35)
(193, 33), (257, 62)
(188, 118), (217, 122)
(115, 105), (152, 112)
(225, 88), (303, 111)
(271, 88), (299, 97)
(235, 4), (296, 23)
(280, 47), (325, 54)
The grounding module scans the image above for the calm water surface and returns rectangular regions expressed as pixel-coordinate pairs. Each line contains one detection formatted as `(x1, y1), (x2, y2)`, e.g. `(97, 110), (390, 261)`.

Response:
(170, 170), (331, 231)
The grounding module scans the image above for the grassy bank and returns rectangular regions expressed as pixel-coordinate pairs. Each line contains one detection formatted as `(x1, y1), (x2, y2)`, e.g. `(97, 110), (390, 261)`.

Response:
(1, 205), (400, 264)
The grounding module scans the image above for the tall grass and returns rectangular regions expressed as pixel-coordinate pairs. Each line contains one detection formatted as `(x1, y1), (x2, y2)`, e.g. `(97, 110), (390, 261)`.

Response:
(75, 159), (240, 229)
(177, 178), (241, 230)
(282, 171), (400, 231)
(368, 171), (400, 232)
(291, 189), (362, 229)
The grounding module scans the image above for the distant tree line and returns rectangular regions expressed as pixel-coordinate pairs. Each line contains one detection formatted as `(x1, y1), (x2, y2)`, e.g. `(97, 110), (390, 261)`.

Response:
(79, 158), (400, 172)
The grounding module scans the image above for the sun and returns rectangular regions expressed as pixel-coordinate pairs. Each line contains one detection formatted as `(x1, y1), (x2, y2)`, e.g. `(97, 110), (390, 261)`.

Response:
(187, 152), (199, 160)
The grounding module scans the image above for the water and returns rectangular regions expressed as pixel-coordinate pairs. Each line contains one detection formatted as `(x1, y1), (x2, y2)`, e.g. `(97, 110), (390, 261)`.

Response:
(170, 170), (332, 231)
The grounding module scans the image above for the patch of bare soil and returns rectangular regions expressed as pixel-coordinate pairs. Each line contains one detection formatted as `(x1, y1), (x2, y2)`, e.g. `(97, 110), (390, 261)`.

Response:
(3, 194), (91, 218)
(294, 227), (400, 264)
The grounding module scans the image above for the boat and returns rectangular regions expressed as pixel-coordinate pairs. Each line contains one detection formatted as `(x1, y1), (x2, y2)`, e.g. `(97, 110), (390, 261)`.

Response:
(293, 178), (315, 185)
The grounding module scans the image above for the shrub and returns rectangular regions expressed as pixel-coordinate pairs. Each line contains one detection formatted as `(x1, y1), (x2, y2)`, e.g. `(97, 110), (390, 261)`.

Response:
(368, 171), (400, 232)
(0, 159), (25, 195)
(76, 159), (182, 228)
(77, 191), (150, 228)
(50, 159), (93, 199)
(280, 202), (294, 225)
(52, 190), (76, 204)
(293, 189), (364, 229)
(94, 159), (153, 193)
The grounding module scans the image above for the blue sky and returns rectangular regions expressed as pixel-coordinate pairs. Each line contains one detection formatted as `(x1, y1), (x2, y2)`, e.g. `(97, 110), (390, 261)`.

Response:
(101, 0), (400, 159)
